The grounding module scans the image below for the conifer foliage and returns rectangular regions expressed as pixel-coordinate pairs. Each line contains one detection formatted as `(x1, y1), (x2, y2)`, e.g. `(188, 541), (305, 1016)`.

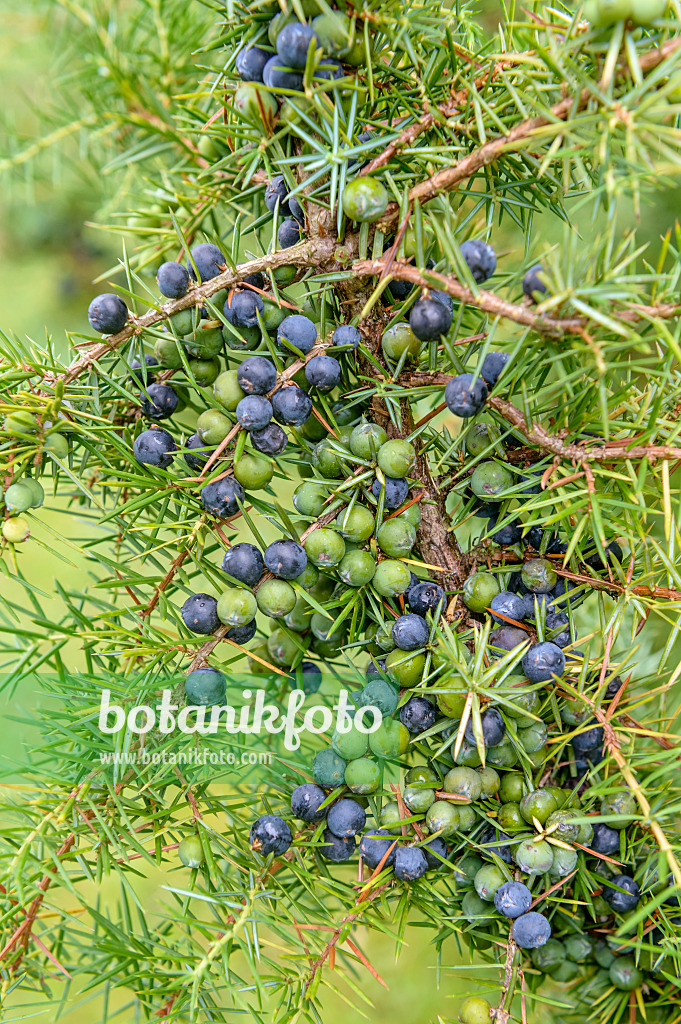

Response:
(1, 1), (681, 1022)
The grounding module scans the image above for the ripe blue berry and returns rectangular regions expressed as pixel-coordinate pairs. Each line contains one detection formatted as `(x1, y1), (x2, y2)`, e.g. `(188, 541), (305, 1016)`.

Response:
(305, 355), (342, 391)
(400, 695), (437, 734)
(394, 846), (428, 881)
(227, 621), (257, 643)
(88, 293), (128, 334)
(134, 427), (176, 468)
(181, 594), (220, 634)
(184, 433), (212, 472)
(489, 625), (528, 653)
(490, 591), (526, 624)
(250, 422), (288, 455)
(371, 475), (409, 509)
(327, 798), (366, 838)
(512, 911), (551, 949)
(277, 217), (302, 248)
(492, 520), (523, 546)
(407, 581), (445, 616)
(184, 667), (227, 706)
(460, 239), (497, 283)
(320, 828), (355, 861)
(545, 611), (570, 648)
(272, 386), (313, 425)
(129, 355), (158, 387)
(522, 642), (566, 682)
(277, 314), (317, 354)
(236, 395), (273, 431)
(423, 836), (449, 870)
(225, 290), (264, 328)
(464, 707), (505, 747)
(288, 661), (322, 694)
(494, 881), (532, 918)
(157, 261), (190, 298)
(140, 382), (179, 420)
(250, 814), (292, 856)
(409, 297), (452, 341)
(589, 822), (620, 856)
(444, 373), (488, 417)
(236, 45), (271, 82)
(602, 874), (640, 912)
(188, 243), (226, 282)
(264, 538), (307, 579)
(265, 177), (291, 213)
(276, 22), (318, 68)
(263, 55), (304, 92)
(291, 783), (327, 821)
(480, 351), (510, 386)
(523, 265), (547, 301)
(359, 829), (397, 869)
(222, 542), (264, 587)
(332, 324), (361, 349)
(200, 476), (245, 517)
(237, 356), (277, 395)
(392, 613), (429, 651)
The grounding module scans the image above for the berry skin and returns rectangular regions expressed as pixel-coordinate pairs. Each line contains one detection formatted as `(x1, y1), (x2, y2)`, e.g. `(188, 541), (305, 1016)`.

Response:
(263, 55), (303, 92)
(460, 239), (497, 283)
(312, 440), (345, 478)
(288, 660), (322, 694)
(332, 324), (361, 350)
(480, 350), (510, 386)
(523, 265), (547, 300)
(336, 505), (375, 542)
(408, 582), (445, 616)
(272, 386), (313, 425)
(181, 594), (220, 634)
(359, 829), (397, 869)
(602, 874), (640, 912)
(278, 218), (302, 248)
(519, 789), (558, 825)
(514, 838), (554, 875)
(304, 527), (346, 567)
(522, 642), (566, 682)
(381, 322), (421, 363)
(237, 356), (277, 396)
(157, 261), (190, 298)
(320, 829), (355, 862)
(409, 297), (453, 341)
(464, 708), (506, 748)
(444, 373), (488, 417)
(444, 766), (482, 801)
(225, 291), (264, 328)
(462, 571), (500, 613)
(338, 549), (376, 586)
(392, 613), (429, 651)
(609, 956), (643, 991)
(178, 836), (204, 868)
(134, 427), (176, 468)
(305, 355), (342, 392)
(277, 315), (317, 354)
(490, 591), (526, 624)
(474, 864), (506, 901)
(264, 538), (307, 579)
(236, 45), (271, 82)
(376, 518), (416, 558)
(128, 354), (158, 388)
(492, 520), (523, 548)
(250, 423), (288, 456)
(494, 881), (532, 918)
(422, 836), (449, 870)
(571, 721), (604, 755)
(589, 822), (620, 856)
(372, 559), (412, 597)
(377, 439), (414, 478)
(226, 621), (257, 643)
(458, 997), (492, 1024)
(140, 382), (179, 420)
(371, 474), (409, 509)
(342, 178), (389, 223)
(313, 747), (347, 788)
(521, 558), (558, 594)
(291, 783), (327, 821)
(236, 395), (273, 431)
(276, 22), (318, 68)
(359, 678), (399, 716)
(2, 517), (29, 543)
(200, 476), (245, 518)
(88, 293), (128, 334)
(394, 846), (428, 882)
(294, 481), (328, 517)
(217, 589), (257, 626)
(512, 911), (551, 949)
(188, 243), (226, 282)
(545, 611), (570, 648)
(185, 667), (227, 706)
(327, 798), (366, 838)
(314, 58), (344, 81)
(250, 814), (292, 856)
(265, 175), (292, 214)
(4, 481), (35, 513)
(197, 409), (232, 446)
(220, 544), (262, 585)
(183, 433), (213, 472)
(345, 758), (381, 794)
(464, 422), (497, 457)
(400, 696), (437, 734)
(470, 460), (513, 501)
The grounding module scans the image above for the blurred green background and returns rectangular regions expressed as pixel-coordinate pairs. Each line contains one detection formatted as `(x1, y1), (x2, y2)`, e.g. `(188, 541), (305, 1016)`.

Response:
(0, 2), (678, 1022)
